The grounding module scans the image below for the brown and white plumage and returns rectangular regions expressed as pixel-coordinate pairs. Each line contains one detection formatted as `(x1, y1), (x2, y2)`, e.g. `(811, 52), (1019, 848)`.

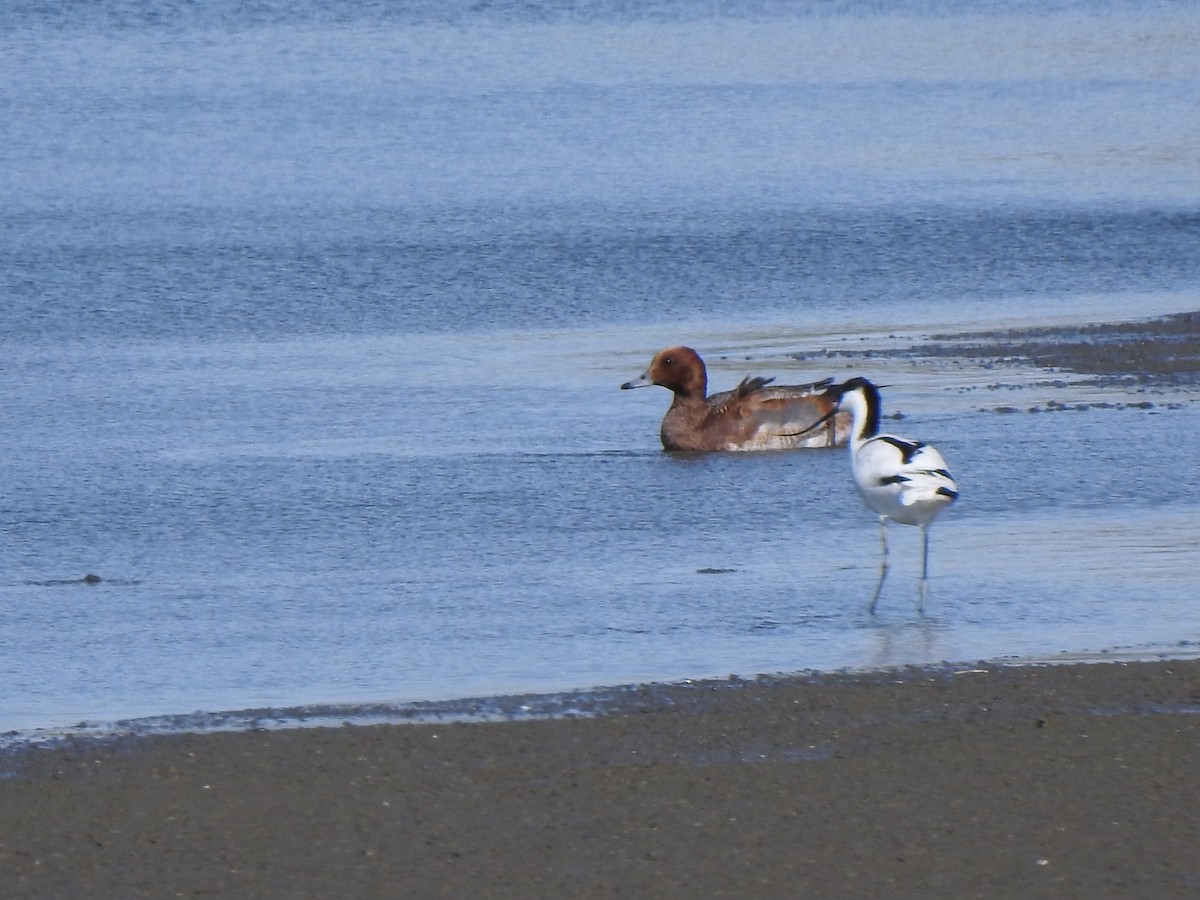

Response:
(621, 346), (849, 452)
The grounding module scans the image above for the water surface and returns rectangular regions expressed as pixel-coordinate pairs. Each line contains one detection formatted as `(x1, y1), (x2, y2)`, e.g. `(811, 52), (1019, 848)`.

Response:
(2, 0), (1199, 735)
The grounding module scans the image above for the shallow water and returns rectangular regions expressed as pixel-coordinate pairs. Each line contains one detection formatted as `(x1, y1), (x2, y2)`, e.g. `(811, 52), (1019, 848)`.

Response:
(2, 0), (1199, 735)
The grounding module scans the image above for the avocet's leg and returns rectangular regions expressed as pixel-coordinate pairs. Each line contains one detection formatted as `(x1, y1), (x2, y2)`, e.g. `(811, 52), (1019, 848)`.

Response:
(868, 516), (889, 615)
(917, 524), (930, 613)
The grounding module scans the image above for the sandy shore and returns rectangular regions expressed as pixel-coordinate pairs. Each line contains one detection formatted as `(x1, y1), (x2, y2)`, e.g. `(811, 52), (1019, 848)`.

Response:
(3, 311), (1198, 898)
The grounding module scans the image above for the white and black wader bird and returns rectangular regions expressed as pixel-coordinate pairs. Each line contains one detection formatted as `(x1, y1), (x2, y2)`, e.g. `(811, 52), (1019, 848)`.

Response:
(817, 377), (959, 613)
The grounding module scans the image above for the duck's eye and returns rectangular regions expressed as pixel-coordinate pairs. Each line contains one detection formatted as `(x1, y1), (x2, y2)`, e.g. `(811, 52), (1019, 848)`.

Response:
(662, 357), (673, 367)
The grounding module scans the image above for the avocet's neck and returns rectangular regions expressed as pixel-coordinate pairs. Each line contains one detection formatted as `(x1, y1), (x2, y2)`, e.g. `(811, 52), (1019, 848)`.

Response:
(839, 379), (882, 446)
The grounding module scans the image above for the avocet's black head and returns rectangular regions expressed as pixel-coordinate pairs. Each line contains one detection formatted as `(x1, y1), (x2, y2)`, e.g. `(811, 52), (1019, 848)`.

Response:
(821, 376), (878, 399)
(823, 377), (883, 438)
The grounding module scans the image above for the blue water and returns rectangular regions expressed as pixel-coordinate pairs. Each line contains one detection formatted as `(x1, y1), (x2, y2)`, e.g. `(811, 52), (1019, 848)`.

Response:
(2, 0), (1199, 734)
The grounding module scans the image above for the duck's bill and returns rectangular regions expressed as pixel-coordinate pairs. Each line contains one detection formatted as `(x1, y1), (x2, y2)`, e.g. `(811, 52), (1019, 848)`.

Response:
(620, 371), (652, 390)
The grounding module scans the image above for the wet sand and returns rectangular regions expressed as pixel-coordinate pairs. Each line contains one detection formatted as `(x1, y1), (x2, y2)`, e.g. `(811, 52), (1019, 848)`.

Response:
(3, 660), (1199, 898)
(3, 312), (1198, 898)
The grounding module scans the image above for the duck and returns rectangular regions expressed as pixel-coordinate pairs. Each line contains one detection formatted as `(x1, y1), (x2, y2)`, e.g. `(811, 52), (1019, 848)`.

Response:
(819, 377), (958, 613)
(621, 346), (848, 451)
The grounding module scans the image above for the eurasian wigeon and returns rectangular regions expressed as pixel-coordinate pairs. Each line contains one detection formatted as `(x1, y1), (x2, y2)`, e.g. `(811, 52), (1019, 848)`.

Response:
(621, 346), (850, 451)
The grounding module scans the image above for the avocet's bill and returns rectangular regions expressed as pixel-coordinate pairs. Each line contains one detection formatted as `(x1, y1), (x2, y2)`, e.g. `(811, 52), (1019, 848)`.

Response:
(822, 377), (958, 613)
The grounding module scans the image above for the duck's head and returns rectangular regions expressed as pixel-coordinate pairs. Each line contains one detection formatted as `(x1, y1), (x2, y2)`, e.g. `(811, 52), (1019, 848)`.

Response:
(621, 346), (707, 398)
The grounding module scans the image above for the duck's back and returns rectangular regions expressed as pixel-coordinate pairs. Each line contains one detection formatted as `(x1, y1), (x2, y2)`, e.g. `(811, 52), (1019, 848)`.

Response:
(661, 380), (848, 451)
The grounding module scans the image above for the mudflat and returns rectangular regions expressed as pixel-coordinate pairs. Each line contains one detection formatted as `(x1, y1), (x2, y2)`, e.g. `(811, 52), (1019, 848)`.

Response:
(3, 658), (1199, 898)
(917, 309), (1200, 384)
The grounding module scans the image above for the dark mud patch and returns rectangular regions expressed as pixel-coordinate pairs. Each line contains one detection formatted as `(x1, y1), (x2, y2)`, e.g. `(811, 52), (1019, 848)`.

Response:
(23, 574), (142, 588)
(989, 398), (1179, 414)
(923, 310), (1200, 385)
(798, 310), (1200, 388)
